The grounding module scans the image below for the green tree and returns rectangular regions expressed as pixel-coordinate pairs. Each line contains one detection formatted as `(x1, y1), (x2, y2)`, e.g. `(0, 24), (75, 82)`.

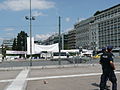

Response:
(12, 38), (17, 50)
(12, 31), (28, 51)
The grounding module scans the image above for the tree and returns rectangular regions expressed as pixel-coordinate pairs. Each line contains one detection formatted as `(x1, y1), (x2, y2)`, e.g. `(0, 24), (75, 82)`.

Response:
(12, 38), (17, 50)
(12, 31), (28, 51)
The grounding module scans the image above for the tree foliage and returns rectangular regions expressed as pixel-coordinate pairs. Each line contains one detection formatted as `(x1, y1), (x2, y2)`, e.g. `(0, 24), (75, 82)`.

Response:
(12, 38), (17, 50)
(12, 31), (28, 51)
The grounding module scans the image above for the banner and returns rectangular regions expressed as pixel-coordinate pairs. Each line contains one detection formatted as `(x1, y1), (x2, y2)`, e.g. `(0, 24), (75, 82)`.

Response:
(27, 37), (59, 54)
(34, 43), (59, 54)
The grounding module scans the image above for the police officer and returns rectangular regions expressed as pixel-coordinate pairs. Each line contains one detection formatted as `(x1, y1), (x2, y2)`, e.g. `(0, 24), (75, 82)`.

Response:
(99, 47), (109, 89)
(99, 46), (117, 90)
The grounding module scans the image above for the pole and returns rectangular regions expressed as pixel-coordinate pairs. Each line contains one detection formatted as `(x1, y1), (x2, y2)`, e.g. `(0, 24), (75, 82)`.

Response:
(1, 44), (4, 61)
(58, 16), (61, 65)
(24, 35), (27, 59)
(62, 34), (64, 50)
(29, 0), (32, 66)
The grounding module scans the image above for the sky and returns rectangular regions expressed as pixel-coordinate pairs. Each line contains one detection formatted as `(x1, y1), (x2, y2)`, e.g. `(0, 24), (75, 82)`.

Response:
(0, 0), (119, 45)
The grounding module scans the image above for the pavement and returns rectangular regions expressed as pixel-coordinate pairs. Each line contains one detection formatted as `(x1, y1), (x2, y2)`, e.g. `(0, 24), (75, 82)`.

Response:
(0, 63), (120, 90)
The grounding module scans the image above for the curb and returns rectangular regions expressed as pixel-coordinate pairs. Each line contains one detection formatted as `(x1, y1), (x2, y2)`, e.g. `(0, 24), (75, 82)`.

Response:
(0, 63), (100, 71)
(0, 63), (120, 71)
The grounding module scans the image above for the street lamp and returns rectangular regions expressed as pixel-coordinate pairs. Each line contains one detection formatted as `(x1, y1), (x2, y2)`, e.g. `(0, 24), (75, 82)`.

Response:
(25, 0), (35, 66)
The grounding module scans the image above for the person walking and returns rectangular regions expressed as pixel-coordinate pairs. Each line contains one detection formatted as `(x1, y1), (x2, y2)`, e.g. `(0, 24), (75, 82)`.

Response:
(99, 46), (117, 90)
(99, 47), (109, 89)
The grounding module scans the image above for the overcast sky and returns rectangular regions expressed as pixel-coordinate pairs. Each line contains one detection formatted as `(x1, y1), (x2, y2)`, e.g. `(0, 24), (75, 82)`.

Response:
(0, 0), (119, 45)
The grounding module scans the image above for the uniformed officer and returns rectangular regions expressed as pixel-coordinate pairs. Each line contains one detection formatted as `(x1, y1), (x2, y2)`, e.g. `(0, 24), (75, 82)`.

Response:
(99, 46), (117, 90)
(99, 47), (108, 89)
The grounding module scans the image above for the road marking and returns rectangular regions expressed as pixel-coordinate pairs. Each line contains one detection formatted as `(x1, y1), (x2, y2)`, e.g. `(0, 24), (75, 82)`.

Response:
(27, 72), (120, 81)
(27, 73), (102, 81)
(0, 71), (119, 83)
(0, 79), (13, 83)
(5, 69), (29, 90)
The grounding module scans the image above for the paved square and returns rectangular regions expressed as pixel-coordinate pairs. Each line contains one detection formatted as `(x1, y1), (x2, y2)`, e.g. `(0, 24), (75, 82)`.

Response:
(0, 63), (119, 90)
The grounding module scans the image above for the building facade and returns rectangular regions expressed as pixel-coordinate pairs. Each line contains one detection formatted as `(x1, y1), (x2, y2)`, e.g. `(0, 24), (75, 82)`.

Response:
(67, 29), (76, 49)
(75, 17), (94, 49)
(94, 4), (120, 49)
(75, 4), (120, 50)
(89, 17), (99, 50)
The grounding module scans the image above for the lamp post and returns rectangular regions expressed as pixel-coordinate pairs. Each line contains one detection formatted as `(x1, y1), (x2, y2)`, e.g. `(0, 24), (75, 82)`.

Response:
(25, 0), (35, 66)
(1, 44), (4, 61)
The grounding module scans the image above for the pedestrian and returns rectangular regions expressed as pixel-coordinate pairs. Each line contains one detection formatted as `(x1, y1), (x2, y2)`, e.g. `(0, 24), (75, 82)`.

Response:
(99, 46), (117, 90)
(99, 47), (109, 89)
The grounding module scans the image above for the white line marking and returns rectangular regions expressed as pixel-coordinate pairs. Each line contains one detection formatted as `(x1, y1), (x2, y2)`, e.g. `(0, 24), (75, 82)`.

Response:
(27, 72), (120, 81)
(27, 73), (102, 81)
(0, 72), (119, 83)
(0, 79), (13, 83)
(5, 69), (29, 90)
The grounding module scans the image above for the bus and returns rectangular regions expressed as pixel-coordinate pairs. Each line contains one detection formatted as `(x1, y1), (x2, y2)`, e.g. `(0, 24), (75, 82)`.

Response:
(52, 52), (69, 59)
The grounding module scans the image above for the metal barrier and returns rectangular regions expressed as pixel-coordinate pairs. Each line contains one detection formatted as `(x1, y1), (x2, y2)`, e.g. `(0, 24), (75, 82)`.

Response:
(0, 56), (94, 68)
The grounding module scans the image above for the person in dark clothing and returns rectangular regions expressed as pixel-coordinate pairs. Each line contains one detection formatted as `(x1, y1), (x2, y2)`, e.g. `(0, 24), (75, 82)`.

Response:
(99, 47), (109, 89)
(99, 46), (117, 90)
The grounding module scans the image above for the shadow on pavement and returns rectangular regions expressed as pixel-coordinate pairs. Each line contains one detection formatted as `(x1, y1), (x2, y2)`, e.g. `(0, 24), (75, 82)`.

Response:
(91, 83), (110, 90)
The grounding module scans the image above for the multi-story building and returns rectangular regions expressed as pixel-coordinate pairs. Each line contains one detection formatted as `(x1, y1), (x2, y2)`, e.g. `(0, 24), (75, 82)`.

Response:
(89, 17), (99, 50)
(67, 29), (76, 49)
(61, 33), (68, 50)
(75, 4), (120, 50)
(94, 4), (120, 49)
(75, 17), (94, 49)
